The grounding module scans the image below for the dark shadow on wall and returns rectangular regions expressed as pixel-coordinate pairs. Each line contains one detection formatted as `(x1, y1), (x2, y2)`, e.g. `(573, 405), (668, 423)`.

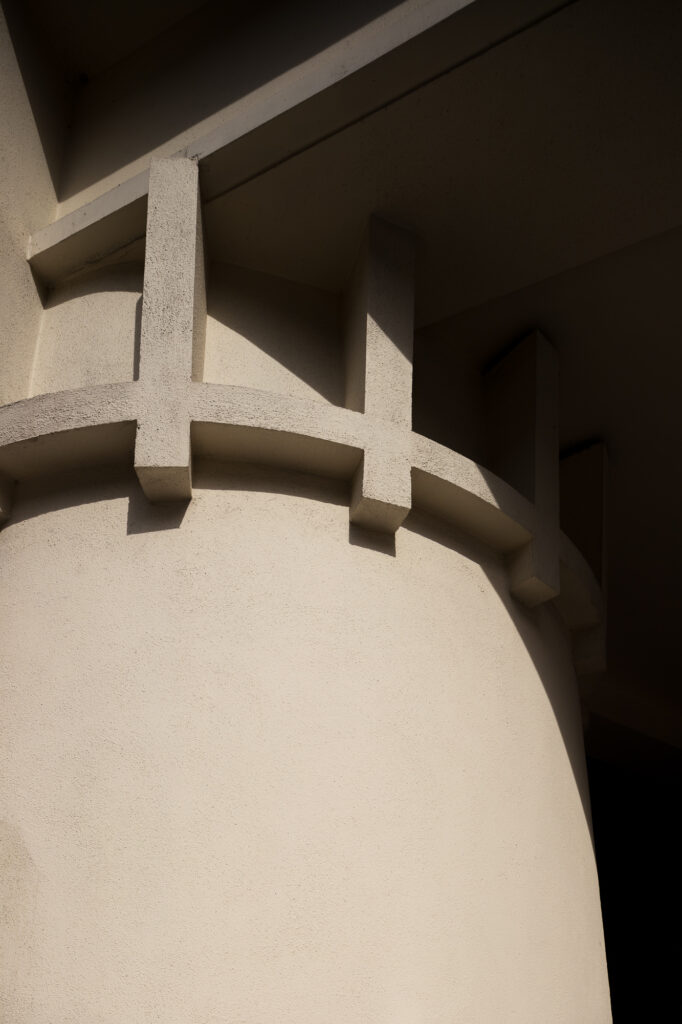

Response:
(192, 460), (350, 509)
(348, 522), (396, 556)
(586, 724), (682, 1023)
(2, 0), (73, 194)
(206, 264), (343, 404)
(124, 457), (360, 539)
(42, 263), (144, 309)
(6, 467), (139, 529)
(126, 488), (190, 535)
(58, 0), (403, 202)
(5, 466), (188, 538)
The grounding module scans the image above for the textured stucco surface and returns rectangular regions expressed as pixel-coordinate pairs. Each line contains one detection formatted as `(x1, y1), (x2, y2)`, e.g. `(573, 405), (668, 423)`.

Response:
(0, 7), (56, 405)
(30, 265), (142, 396)
(0, 467), (611, 1023)
(205, 264), (342, 404)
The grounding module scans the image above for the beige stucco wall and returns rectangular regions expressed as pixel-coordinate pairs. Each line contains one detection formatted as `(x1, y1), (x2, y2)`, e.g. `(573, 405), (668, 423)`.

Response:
(0, 7), (56, 405)
(28, 260), (340, 401)
(205, 264), (342, 403)
(0, 465), (611, 1023)
(30, 265), (142, 396)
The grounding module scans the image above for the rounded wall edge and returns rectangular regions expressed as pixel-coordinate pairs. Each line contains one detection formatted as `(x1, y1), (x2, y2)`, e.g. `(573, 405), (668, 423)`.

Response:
(0, 466), (611, 1024)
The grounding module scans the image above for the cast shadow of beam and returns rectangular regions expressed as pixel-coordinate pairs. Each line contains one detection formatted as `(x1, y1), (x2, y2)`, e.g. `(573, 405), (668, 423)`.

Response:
(126, 487), (190, 535)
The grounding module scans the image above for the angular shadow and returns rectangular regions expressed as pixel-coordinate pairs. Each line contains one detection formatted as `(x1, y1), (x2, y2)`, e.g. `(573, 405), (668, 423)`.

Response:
(206, 264), (343, 404)
(60, 0), (401, 202)
(6, 468), (134, 527)
(348, 522), (396, 556)
(126, 488), (189, 534)
(43, 263), (143, 308)
(193, 459), (349, 508)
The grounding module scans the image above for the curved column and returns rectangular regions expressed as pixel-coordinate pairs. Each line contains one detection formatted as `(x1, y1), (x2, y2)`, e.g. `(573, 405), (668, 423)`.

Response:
(0, 378), (603, 664)
(0, 464), (611, 1024)
(0, 157), (611, 1024)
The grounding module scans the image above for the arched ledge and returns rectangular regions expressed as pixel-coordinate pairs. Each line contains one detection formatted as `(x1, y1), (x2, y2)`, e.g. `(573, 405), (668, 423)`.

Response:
(0, 381), (602, 659)
(0, 383), (139, 477)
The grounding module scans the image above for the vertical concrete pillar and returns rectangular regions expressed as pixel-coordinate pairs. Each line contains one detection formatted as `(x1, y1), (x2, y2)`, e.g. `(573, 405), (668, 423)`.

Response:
(485, 330), (560, 606)
(134, 158), (206, 501)
(346, 216), (415, 531)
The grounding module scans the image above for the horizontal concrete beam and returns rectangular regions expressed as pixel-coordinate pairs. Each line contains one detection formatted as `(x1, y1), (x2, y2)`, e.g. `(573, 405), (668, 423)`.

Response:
(28, 172), (149, 284)
(27, 0), (569, 285)
(0, 379), (602, 665)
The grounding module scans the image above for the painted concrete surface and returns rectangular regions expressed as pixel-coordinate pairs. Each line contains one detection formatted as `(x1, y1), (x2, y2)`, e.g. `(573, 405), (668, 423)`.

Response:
(205, 264), (343, 406)
(134, 158), (205, 502)
(0, 468), (611, 1024)
(30, 265), (142, 396)
(0, 7), (56, 405)
(0, 13), (615, 1018)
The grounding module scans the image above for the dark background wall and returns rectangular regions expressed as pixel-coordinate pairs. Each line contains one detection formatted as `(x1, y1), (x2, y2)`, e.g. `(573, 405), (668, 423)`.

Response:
(587, 722), (682, 1021)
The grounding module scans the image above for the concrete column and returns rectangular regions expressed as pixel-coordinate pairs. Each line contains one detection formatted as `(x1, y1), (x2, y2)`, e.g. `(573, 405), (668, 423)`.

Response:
(346, 216), (415, 531)
(485, 330), (560, 606)
(134, 158), (206, 501)
(0, 470), (612, 1024)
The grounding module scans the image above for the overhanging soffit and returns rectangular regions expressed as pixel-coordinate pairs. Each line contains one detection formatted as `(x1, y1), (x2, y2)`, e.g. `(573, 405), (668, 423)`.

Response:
(5, 0), (682, 751)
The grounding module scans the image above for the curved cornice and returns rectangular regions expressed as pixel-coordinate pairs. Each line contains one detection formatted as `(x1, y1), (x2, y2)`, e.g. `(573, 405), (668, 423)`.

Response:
(0, 380), (603, 661)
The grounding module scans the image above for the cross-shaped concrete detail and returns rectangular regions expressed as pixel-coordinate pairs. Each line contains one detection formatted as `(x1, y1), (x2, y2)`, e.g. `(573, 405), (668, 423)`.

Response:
(131, 157), (563, 611)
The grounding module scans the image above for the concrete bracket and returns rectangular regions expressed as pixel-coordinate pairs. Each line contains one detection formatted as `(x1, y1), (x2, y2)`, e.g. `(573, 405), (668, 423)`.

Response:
(134, 157), (206, 502)
(350, 442), (412, 533)
(345, 215), (415, 532)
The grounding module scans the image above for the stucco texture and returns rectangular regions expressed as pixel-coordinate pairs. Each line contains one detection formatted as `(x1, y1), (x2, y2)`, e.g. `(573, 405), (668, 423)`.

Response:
(30, 265), (142, 396)
(0, 7), (56, 405)
(0, 466), (610, 1023)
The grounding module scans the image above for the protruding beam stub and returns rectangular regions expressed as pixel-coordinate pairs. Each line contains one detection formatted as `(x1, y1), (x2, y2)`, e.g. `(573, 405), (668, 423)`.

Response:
(485, 331), (560, 607)
(135, 393), (193, 502)
(134, 158), (206, 502)
(350, 445), (411, 533)
(508, 537), (560, 607)
(345, 215), (415, 533)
